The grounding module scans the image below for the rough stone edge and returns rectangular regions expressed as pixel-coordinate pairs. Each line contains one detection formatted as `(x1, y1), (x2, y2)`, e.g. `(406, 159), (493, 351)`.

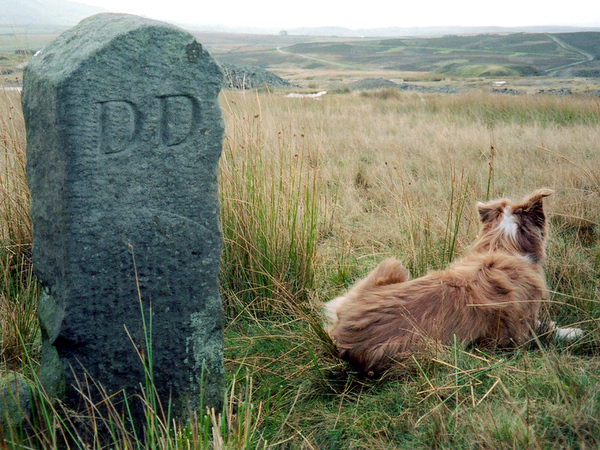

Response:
(0, 373), (34, 432)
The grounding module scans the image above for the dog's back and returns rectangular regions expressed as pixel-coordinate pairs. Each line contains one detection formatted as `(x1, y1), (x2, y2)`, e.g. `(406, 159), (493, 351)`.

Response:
(328, 252), (546, 374)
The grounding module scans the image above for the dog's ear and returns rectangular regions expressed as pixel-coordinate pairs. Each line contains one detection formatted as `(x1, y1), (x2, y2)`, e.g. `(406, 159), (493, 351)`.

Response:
(476, 201), (503, 224)
(523, 188), (553, 206)
(518, 189), (553, 228)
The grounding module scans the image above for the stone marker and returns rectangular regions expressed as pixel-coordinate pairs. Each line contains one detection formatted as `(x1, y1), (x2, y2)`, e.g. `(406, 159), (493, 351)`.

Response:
(22, 13), (224, 420)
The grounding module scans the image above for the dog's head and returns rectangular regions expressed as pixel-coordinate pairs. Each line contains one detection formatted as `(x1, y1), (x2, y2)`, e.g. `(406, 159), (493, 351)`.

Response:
(473, 189), (553, 263)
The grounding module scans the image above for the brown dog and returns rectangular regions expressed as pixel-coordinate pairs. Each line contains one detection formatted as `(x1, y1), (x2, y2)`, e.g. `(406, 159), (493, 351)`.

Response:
(325, 189), (555, 375)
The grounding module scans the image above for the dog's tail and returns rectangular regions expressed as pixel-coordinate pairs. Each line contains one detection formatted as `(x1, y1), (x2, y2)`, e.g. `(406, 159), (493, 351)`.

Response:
(323, 258), (410, 334)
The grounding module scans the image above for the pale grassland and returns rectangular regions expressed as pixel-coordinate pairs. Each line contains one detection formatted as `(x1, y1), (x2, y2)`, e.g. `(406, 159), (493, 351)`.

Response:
(220, 89), (599, 293)
(1, 85), (600, 448)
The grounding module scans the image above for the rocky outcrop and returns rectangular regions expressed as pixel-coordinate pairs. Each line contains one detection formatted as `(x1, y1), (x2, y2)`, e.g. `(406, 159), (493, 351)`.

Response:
(220, 63), (291, 90)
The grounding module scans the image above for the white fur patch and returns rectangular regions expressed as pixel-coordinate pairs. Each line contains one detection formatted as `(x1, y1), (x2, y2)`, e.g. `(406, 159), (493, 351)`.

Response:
(554, 327), (585, 341)
(323, 295), (346, 332)
(540, 320), (585, 342)
(517, 254), (534, 264)
(497, 206), (518, 238)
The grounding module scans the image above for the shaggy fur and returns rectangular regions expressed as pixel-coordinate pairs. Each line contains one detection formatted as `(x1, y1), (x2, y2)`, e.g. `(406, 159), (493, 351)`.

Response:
(325, 189), (555, 375)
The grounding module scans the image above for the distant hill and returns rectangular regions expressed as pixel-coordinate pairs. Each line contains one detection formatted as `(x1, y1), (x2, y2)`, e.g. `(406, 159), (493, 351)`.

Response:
(0, 0), (106, 27)
(285, 25), (600, 38)
(276, 31), (600, 77)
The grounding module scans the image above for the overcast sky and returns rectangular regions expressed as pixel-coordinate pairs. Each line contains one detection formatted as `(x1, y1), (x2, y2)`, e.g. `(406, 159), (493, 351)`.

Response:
(79, 0), (600, 31)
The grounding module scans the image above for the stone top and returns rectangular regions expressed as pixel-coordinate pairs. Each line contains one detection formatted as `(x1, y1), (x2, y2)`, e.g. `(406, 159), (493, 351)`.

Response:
(28, 13), (220, 82)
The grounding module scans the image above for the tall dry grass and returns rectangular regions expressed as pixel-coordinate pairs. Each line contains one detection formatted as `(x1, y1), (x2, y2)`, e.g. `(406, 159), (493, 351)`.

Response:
(218, 89), (599, 306)
(0, 88), (38, 371)
(219, 93), (320, 316)
(1, 85), (599, 448)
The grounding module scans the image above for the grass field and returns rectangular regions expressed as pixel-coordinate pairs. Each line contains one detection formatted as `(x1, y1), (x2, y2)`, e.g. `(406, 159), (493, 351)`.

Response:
(2, 78), (600, 447)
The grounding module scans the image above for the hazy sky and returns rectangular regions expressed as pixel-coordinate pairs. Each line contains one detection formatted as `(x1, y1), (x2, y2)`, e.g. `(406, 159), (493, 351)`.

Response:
(79, 0), (600, 31)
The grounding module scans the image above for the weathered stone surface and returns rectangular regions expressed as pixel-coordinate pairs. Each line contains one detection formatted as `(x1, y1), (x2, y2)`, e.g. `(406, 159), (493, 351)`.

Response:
(0, 373), (33, 431)
(22, 13), (224, 420)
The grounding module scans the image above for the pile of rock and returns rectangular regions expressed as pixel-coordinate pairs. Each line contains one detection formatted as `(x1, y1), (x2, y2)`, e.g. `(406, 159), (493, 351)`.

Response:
(339, 77), (457, 94)
(535, 88), (572, 96)
(492, 87), (525, 95)
(219, 63), (291, 90)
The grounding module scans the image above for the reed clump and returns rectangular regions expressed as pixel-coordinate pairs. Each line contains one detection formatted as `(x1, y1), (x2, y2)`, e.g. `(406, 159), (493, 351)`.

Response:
(218, 92), (320, 316)
(0, 88), (38, 371)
